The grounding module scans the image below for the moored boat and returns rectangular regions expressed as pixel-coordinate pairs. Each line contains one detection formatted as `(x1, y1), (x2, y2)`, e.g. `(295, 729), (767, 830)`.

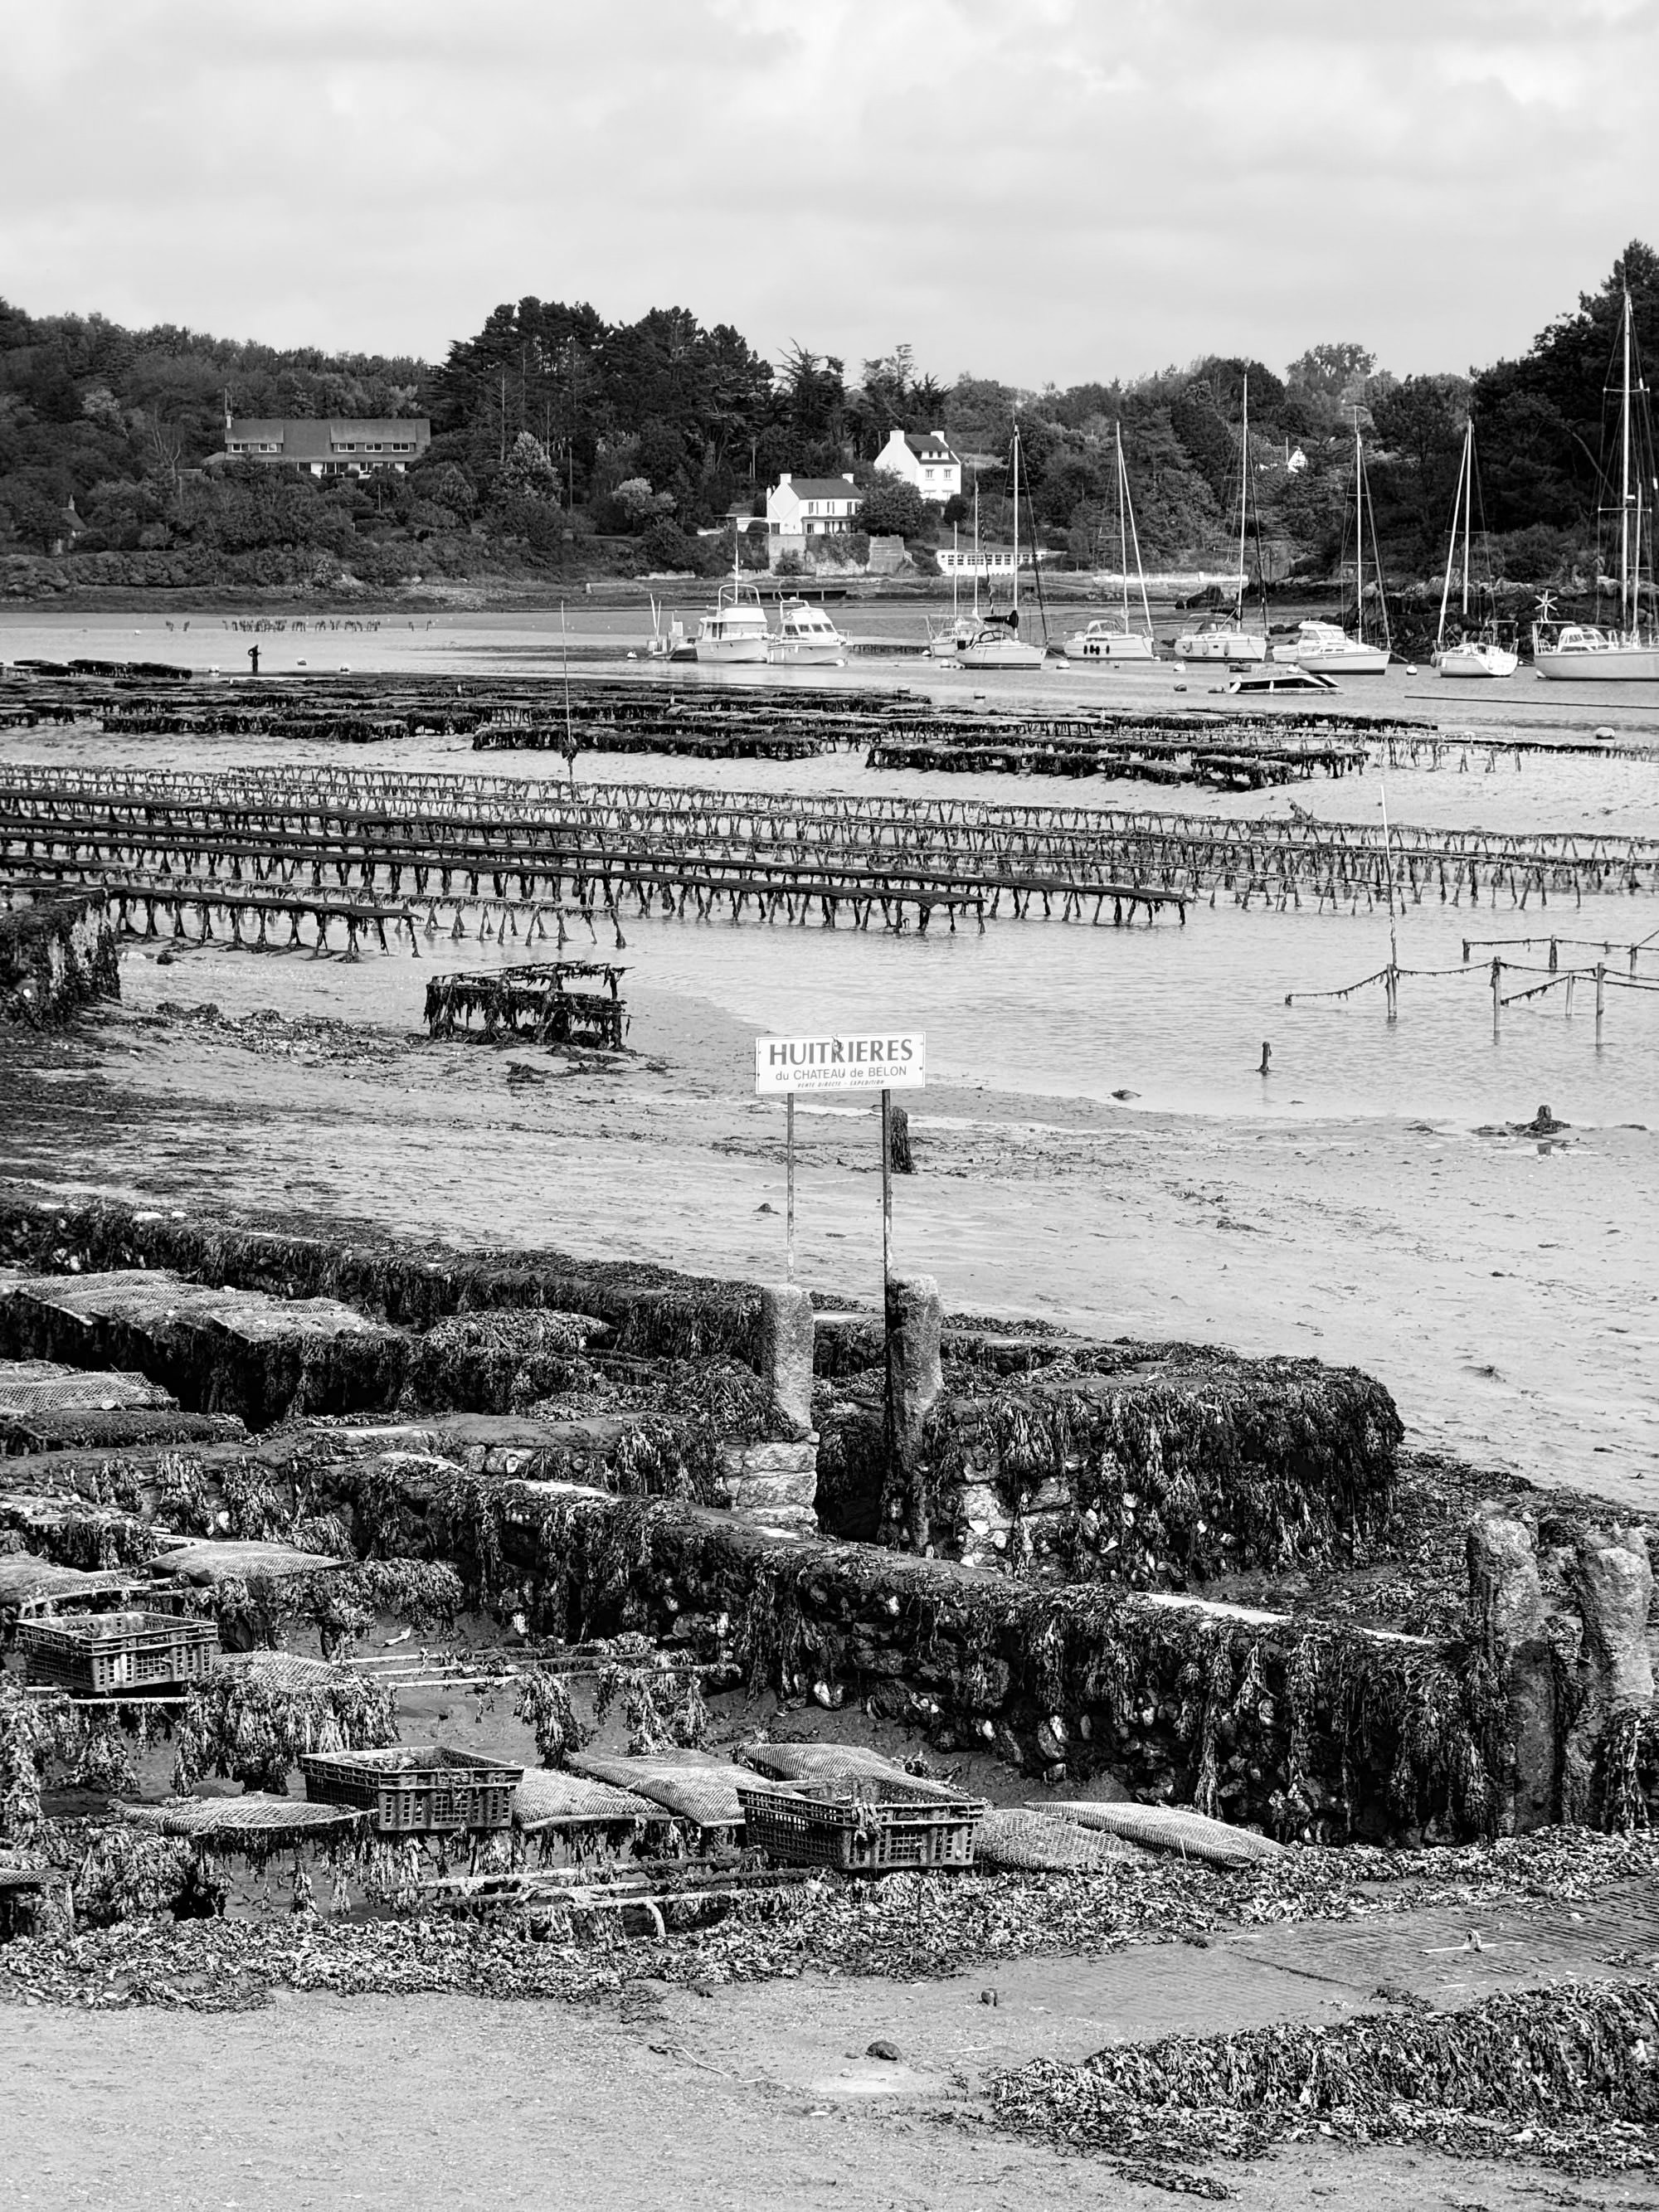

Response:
(1175, 377), (1267, 664)
(769, 597), (847, 665)
(693, 581), (770, 664)
(1534, 625), (1659, 681)
(957, 619), (1045, 670)
(1432, 421), (1516, 680)
(957, 423), (1045, 670)
(1272, 422), (1392, 673)
(1176, 617), (1267, 664)
(1272, 620), (1389, 674)
(1437, 639), (1520, 678)
(1068, 424), (1157, 664)
(1066, 616), (1155, 663)
(1534, 286), (1658, 682)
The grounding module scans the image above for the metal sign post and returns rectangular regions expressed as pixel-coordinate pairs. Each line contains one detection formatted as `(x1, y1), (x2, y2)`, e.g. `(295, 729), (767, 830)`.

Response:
(754, 1032), (926, 1296)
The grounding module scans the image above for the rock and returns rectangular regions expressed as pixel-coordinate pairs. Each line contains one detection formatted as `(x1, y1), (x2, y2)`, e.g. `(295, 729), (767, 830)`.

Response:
(867, 2038), (901, 2062)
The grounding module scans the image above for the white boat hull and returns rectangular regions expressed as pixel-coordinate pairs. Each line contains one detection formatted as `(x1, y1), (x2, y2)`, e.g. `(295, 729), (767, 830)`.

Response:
(693, 637), (768, 664)
(1067, 633), (1155, 663)
(1269, 644), (1389, 673)
(1175, 631), (1267, 663)
(767, 640), (844, 666)
(1436, 644), (1518, 679)
(1536, 644), (1659, 682)
(958, 638), (1046, 669)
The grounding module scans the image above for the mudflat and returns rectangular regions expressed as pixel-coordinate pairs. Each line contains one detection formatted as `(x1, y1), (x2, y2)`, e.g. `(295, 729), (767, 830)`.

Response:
(14, 970), (1655, 1506)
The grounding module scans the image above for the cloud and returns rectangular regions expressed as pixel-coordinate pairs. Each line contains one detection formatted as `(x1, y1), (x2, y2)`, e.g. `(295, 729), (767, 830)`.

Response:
(1, 0), (1651, 384)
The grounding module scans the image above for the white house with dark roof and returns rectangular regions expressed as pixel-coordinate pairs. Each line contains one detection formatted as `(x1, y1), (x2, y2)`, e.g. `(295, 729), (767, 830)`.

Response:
(766, 473), (863, 538)
(765, 472), (864, 567)
(222, 416), (431, 478)
(874, 427), (961, 505)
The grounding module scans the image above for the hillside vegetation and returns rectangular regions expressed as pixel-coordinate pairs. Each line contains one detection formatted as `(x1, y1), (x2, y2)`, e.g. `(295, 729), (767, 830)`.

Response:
(0, 243), (1652, 597)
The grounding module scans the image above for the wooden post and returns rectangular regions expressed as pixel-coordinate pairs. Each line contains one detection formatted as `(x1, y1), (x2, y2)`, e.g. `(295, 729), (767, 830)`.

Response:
(1596, 962), (1606, 1045)
(880, 1087), (893, 1292)
(880, 1085), (895, 1523)
(786, 1091), (796, 1284)
(1491, 956), (1501, 1036)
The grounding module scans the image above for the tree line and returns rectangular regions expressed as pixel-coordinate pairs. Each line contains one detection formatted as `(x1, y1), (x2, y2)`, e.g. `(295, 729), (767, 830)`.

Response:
(0, 242), (1652, 590)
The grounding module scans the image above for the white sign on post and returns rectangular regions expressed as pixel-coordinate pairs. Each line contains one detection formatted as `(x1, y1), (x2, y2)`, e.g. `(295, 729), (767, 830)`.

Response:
(753, 1033), (927, 1096)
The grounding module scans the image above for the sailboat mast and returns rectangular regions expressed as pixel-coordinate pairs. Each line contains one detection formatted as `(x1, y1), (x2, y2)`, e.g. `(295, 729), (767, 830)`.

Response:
(973, 476), (981, 618)
(1436, 422), (1465, 651)
(1237, 374), (1249, 622)
(1621, 288), (1634, 635)
(1117, 422), (1129, 629)
(1353, 416), (1364, 642)
(1012, 423), (1021, 625)
(1460, 421), (1472, 618)
(952, 523), (959, 623)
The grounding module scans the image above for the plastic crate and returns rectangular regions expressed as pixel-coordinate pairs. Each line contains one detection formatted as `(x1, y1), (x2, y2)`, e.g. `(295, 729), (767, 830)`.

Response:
(16, 1610), (221, 1696)
(737, 1780), (985, 1873)
(300, 1745), (523, 1835)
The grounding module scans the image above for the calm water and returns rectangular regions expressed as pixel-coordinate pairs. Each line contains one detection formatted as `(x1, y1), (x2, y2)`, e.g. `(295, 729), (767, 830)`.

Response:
(5, 606), (1659, 1126)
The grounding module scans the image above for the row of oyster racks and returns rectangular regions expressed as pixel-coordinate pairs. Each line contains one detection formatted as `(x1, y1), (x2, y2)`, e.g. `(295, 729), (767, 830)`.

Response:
(691, 583), (849, 666)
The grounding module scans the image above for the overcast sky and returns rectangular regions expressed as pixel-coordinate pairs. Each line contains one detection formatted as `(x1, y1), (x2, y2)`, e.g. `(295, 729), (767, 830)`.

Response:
(3, 0), (1653, 390)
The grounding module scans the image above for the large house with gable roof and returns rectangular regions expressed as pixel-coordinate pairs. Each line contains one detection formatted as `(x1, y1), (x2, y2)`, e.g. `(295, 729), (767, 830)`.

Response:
(764, 471), (864, 566)
(873, 427), (961, 505)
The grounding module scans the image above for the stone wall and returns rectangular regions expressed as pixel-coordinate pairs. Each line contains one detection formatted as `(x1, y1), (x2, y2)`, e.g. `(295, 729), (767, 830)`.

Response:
(0, 892), (119, 1023)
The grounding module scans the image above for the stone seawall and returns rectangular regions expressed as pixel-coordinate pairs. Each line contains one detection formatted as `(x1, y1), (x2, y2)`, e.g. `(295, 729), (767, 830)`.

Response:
(0, 892), (119, 1023)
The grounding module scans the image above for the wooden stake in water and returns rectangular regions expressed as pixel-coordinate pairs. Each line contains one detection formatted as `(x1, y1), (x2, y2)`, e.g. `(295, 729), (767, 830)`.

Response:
(560, 600), (574, 781)
(1379, 766), (1401, 1022)
(1491, 957), (1502, 1036)
(1596, 962), (1606, 1045)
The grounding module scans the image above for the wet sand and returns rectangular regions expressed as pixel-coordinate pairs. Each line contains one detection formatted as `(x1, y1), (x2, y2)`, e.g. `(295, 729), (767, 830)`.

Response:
(11, 1888), (1659, 2212)
(13, 973), (1657, 1505)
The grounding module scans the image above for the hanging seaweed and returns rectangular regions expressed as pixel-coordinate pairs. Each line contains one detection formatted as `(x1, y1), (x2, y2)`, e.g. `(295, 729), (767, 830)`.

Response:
(593, 1646), (711, 1754)
(171, 1666), (397, 1795)
(512, 1667), (590, 1766)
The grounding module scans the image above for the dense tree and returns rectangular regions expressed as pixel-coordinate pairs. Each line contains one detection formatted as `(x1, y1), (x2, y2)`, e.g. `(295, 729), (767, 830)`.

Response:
(1472, 240), (1659, 537)
(1, 248), (1652, 587)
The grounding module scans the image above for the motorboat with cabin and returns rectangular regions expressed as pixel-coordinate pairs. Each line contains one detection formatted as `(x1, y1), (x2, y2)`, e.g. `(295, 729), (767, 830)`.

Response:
(693, 581), (770, 664)
(1272, 620), (1389, 674)
(769, 596), (847, 665)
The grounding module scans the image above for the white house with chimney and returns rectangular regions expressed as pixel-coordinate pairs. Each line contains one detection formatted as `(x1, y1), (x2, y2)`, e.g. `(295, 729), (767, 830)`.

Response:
(765, 472), (864, 566)
(874, 427), (961, 505)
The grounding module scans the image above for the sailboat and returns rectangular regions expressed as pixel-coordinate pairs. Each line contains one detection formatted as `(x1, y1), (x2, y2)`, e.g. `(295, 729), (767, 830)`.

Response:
(1433, 421), (1517, 678)
(1535, 287), (1659, 682)
(693, 530), (769, 664)
(928, 501), (982, 659)
(1176, 375), (1267, 664)
(1069, 423), (1155, 662)
(959, 425), (1045, 670)
(1272, 417), (1391, 673)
